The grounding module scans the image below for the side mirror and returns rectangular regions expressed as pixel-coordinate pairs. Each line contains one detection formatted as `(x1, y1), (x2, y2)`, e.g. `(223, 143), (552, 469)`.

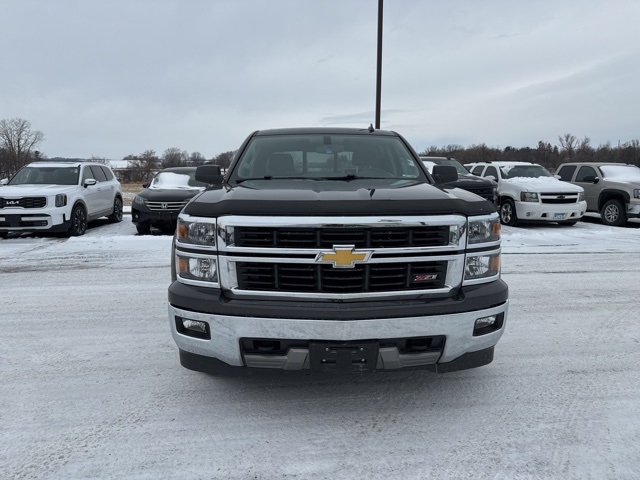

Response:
(486, 175), (497, 182)
(432, 165), (458, 184)
(582, 175), (599, 184)
(195, 165), (223, 185)
(0, 178), (8, 186)
(143, 183), (150, 188)
(83, 178), (97, 188)
(553, 174), (561, 180)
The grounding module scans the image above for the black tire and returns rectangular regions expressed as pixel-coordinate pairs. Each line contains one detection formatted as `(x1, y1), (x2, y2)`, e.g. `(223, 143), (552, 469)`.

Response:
(499, 199), (518, 226)
(0, 232), (8, 239)
(601, 199), (627, 226)
(108, 197), (123, 223)
(559, 219), (579, 226)
(67, 204), (87, 237)
(136, 223), (151, 235)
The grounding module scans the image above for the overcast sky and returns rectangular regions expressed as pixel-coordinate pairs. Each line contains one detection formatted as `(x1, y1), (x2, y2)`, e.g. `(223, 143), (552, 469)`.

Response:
(2, 0), (639, 160)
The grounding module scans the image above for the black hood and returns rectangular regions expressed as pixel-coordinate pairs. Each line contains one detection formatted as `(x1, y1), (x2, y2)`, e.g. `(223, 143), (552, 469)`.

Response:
(137, 188), (203, 202)
(445, 173), (497, 190)
(183, 179), (496, 217)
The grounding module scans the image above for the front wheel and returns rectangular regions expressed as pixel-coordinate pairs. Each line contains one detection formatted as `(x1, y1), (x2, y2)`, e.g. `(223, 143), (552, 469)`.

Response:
(108, 197), (123, 223)
(499, 199), (518, 226)
(67, 204), (87, 236)
(601, 199), (626, 226)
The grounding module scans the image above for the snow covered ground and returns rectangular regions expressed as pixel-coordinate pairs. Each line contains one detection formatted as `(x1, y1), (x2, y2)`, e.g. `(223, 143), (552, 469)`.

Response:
(1, 215), (639, 480)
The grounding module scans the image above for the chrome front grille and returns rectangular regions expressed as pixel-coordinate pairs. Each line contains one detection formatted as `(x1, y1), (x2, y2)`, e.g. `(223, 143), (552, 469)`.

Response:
(233, 225), (450, 248)
(0, 197), (47, 209)
(540, 192), (579, 204)
(212, 215), (468, 299)
(236, 261), (448, 293)
(146, 201), (188, 211)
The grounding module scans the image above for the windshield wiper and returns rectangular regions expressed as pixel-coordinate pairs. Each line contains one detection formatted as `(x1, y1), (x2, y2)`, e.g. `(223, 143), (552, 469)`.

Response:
(235, 176), (302, 184)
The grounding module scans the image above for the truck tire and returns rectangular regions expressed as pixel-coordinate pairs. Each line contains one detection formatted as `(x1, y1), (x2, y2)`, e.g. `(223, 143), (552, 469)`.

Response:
(601, 199), (627, 226)
(499, 199), (518, 226)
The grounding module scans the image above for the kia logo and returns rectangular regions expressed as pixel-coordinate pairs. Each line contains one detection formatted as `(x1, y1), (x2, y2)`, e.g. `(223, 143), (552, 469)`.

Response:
(6, 200), (20, 205)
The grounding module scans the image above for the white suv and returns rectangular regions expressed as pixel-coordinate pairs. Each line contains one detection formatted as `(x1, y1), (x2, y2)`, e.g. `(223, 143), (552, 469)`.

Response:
(466, 161), (586, 226)
(0, 161), (123, 238)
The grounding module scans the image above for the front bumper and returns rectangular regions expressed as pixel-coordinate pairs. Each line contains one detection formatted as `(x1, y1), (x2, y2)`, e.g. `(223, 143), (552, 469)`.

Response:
(627, 201), (640, 218)
(515, 200), (586, 222)
(168, 298), (508, 373)
(0, 209), (71, 233)
(131, 207), (180, 227)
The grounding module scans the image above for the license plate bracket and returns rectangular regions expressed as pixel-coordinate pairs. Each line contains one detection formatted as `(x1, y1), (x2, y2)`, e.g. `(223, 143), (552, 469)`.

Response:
(554, 213), (566, 219)
(309, 341), (379, 373)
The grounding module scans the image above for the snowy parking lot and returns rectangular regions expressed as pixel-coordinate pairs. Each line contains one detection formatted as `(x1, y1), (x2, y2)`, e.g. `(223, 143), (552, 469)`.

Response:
(1, 216), (639, 480)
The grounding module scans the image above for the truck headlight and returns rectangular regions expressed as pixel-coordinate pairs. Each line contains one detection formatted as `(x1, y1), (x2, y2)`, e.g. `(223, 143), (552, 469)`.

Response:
(464, 252), (500, 284)
(176, 253), (218, 284)
(579, 192), (585, 202)
(634, 189), (640, 199)
(520, 192), (539, 202)
(177, 216), (217, 246)
(468, 214), (500, 245)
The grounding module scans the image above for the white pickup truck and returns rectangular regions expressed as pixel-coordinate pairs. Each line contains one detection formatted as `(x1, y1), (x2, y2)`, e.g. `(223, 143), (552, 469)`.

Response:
(466, 161), (587, 226)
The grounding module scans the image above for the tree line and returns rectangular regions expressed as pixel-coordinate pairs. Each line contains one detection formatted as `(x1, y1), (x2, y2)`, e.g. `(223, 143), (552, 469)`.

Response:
(420, 134), (640, 172)
(2, 117), (639, 181)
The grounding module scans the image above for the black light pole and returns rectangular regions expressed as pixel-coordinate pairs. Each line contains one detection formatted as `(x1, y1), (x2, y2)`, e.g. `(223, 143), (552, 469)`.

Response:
(375, 0), (383, 130)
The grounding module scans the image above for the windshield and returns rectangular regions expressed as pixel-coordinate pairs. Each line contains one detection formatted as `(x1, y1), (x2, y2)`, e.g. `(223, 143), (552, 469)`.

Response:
(599, 165), (640, 181)
(8, 166), (80, 186)
(150, 171), (208, 189)
(421, 158), (469, 175)
(228, 133), (425, 183)
(501, 165), (552, 179)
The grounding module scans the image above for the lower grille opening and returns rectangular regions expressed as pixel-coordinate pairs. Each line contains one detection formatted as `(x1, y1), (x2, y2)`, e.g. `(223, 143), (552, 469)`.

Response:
(240, 336), (446, 356)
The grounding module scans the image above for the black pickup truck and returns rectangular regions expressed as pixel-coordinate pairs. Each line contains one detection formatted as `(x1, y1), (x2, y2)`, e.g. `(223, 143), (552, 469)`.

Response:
(168, 127), (509, 375)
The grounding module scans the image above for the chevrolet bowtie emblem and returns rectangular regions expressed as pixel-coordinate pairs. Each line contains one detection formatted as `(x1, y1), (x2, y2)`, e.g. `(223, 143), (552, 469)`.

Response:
(315, 245), (372, 269)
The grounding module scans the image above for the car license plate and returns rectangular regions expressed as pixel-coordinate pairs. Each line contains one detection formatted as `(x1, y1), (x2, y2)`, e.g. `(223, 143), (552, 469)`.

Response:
(309, 341), (379, 373)
(554, 213), (566, 219)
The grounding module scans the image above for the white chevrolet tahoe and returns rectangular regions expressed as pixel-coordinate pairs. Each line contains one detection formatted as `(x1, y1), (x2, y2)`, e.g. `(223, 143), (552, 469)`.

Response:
(0, 161), (123, 238)
(466, 161), (586, 226)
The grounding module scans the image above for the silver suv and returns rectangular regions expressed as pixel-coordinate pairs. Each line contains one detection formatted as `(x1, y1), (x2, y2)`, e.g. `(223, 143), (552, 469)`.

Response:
(0, 161), (123, 238)
(555, 162), (640, 226)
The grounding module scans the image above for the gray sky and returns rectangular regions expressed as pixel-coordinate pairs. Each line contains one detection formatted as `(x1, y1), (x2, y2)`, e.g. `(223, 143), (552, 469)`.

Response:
(2, 0), (639, 159)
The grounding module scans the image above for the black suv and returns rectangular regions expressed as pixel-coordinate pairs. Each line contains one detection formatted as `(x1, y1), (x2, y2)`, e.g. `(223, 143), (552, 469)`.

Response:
(131, 167), (208, 234)
(420, 156), (498, 205)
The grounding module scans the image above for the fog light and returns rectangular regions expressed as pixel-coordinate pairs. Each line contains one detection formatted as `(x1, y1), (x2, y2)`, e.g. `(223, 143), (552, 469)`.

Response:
(176, 316), (210, 339)
(473, 313), (504, 336)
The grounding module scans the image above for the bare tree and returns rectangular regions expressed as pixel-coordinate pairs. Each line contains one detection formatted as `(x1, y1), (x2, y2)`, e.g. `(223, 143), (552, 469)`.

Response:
(0, 118), (45, 178)
(188, 152), (206, 166)
(558, 133), (578, 160)
(212, 151), (236, 170)
(161, 147), (187, 168)
(125, 150), (160, 182)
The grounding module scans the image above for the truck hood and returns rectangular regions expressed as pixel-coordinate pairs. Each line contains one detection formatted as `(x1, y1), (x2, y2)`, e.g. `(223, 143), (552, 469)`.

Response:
(0, 184), (78, 197)
(502, 177), (584, 193)
(183, 179), (496, 217)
